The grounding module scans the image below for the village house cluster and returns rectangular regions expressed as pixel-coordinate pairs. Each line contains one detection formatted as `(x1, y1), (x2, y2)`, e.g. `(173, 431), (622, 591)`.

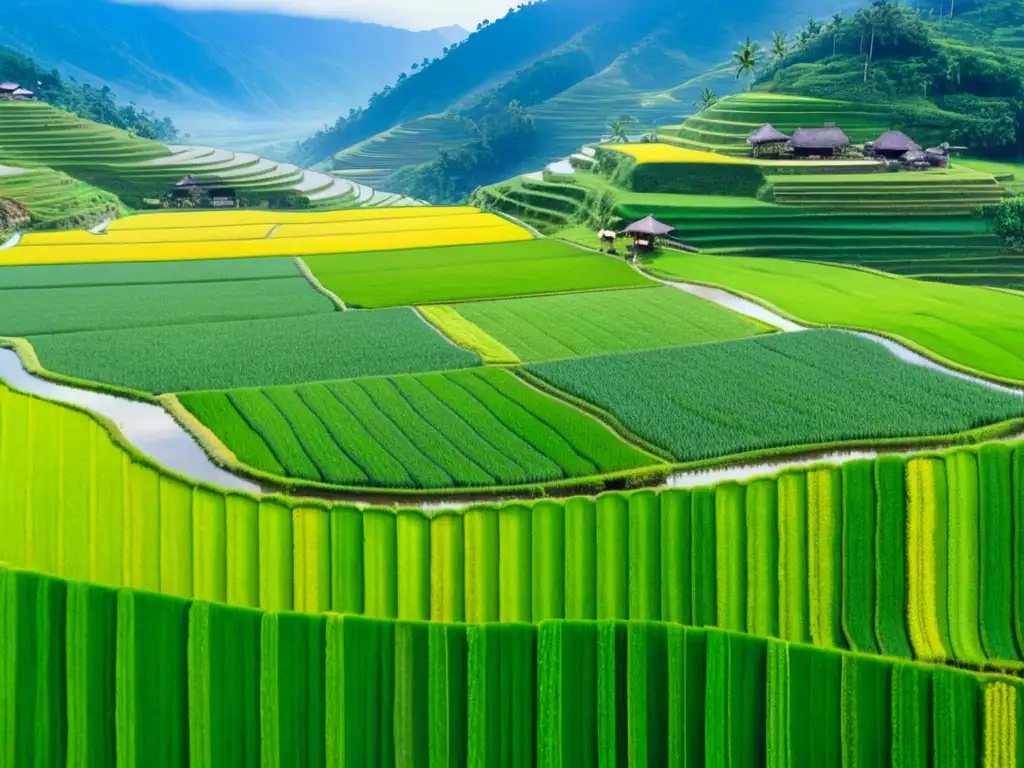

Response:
(0, 82), (35, 101)
(748, 123), (949, 167)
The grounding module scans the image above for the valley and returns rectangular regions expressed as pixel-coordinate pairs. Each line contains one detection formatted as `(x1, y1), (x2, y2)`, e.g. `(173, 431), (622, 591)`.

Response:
(1, 0), (1024, 763)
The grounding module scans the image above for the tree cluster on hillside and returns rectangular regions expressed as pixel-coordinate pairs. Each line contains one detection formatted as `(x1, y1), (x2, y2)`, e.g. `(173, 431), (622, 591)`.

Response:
(749, 0), (1024, 156)
(0, 46), (177, 141)
(388, 102), (536, 204)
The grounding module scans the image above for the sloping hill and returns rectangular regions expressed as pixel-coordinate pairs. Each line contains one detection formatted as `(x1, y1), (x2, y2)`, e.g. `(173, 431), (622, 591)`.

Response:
(296, 0), (854, 195)
(0, 0), (456, 119)
(0, 101), (420, 213)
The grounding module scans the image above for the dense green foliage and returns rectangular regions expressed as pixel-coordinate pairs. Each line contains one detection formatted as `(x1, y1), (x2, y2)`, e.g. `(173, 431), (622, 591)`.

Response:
(648, 253), (1024, 382)
(180, 368), (656, 490)
(455, 286), (767, 361)
(0, 44), (177, 140)
(389, 102), (537, 204)
(302, 240), (650, 308)
(988, 194), (1024, 249)
(529, 331), (1024, 461)
(28, 309), (481, 393)
(756, 0), (1024, 156)
(0, 276), (332, 336)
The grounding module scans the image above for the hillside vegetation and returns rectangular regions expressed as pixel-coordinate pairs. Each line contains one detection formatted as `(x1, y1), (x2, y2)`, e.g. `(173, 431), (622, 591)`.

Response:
(295, 0), (842, 201)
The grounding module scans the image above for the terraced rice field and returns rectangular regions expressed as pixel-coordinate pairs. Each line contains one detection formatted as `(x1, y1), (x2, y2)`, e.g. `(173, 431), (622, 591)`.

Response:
(670, 92), (896, 156)
(528, 331), (1024, 462)
(302, 239), (651, 308)
(648, 253), (1024, 384)
(451, 285), (768, 361)
(28, 309), (480, 393)
(1, 207), (532, 265)
(0, 166), (123, 232)
(179, 368), (659, 490)
(0, 101), (419, 209)
(1, 376), (1022, 760)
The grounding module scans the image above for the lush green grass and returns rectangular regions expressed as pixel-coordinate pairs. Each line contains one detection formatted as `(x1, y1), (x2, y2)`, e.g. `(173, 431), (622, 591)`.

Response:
(0, 256), (301, 290)
(28, 309), (481, 393)
(180, 367), (657, 490)
(0, 276), (332, 336)
(949, 157), (1024, 195)
(0, 167), (123, 231)
(647, 253), (1024, 383)
(528, 330), (1024, 462)
(453, 286), (768, 362)
(671, 92), (896, 156)
(302, 240), (651, 308)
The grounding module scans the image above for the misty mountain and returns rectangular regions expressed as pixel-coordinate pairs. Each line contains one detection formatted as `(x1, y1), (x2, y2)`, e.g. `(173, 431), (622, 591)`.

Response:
(0, 0), (461, 121)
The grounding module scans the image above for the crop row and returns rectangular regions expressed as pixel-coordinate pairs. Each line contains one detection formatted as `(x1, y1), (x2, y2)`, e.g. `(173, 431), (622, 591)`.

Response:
(417, 305), (520, 364)
(301, 239), (650, 309)
(4, 381), (1024, 667)
(453, 286), (766, 362)
(646, 255), (1024, 385)
(105, 206), (479, 231)
(1, 563), (1018, 767)
(28, 308), (480, 394)
(528, 331), (1024, 462)
(178, 368), (655, 490)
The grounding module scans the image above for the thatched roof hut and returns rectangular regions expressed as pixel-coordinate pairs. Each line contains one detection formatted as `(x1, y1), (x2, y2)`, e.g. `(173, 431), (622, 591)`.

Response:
(872, 130), (920, 158)
(0, 82), (19, 93)
(625, 216), (675, 236)
(747, 123), (791, 146)
(12, 88), (33, 100)
(790, 126), (850, 156)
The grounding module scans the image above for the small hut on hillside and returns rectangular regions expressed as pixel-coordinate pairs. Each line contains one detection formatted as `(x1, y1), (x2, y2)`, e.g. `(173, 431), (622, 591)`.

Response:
(0, 83), (19, 101)
(172, 175), (237, 208)
(790, 125), (850, 157)
(870, 130), (920, 159)
(747, 124), (791, 158)
(12, 88), (34, 101)
(625, 215), (675, 258)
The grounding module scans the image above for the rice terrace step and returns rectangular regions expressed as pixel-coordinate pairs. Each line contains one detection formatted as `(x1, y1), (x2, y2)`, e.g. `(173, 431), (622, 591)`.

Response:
(2, 6), (1024, 763)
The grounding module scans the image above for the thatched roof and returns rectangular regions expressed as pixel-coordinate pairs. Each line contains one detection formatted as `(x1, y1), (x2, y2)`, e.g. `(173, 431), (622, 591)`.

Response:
(175, 175), (200, 188)
(12, 89), (33, 97)
(873, 130), (920, 153)
(747, 123), (791, 145)
(0, 82), (19, 93)
(790, 126), (850, 150)
(625, 215), (675, 236)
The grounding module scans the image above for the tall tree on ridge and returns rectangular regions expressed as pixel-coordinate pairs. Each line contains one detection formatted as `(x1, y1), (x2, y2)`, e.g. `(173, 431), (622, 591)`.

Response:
(772, 31), (788, 64)
(733, 37), (762, 89)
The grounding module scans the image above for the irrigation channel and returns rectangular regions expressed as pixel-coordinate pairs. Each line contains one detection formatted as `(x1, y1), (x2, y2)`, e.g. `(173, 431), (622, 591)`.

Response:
(0, 281), (1021, 510)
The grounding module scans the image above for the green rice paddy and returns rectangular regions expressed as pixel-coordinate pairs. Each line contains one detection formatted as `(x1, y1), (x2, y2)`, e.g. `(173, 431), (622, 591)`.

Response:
(0, 166), (123, 231)
(453, 285), (768, 361)
(528, 330), (1024, 461)
(28, 309), (481, 393)
(302, 239), (651, 308)
(179, 367), (658, 490)
(648, 254), (1024, 383)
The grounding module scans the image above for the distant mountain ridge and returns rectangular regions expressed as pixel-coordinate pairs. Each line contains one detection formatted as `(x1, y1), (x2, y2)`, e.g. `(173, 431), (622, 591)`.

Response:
(293, 0), (856, 196)
(0, 0), (455, 120)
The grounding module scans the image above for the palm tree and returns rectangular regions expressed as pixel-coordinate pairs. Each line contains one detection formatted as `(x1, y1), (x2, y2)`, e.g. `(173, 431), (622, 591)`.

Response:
(694, 88), (718, 112)
(831, 12), (844, 56)
(733, 37), (761, 88)
(771, 32), (788, 65)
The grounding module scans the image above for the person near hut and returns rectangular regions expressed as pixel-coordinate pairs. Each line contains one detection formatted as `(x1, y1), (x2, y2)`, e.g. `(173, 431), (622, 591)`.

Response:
(624, 216), (675, 263)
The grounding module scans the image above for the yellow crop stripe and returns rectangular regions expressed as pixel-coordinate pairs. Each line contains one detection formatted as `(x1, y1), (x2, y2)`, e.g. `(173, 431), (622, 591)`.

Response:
(417, 306), (520, 364)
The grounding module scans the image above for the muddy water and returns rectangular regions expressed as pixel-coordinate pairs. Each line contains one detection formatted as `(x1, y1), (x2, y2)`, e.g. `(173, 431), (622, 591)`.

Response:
(0, 349), (258, 492)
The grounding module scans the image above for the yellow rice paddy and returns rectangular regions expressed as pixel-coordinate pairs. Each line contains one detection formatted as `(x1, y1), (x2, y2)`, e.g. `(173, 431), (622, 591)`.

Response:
(604, 144), (751, 165)
(2, 210), (532, 266)
(106, 206), (480, 231)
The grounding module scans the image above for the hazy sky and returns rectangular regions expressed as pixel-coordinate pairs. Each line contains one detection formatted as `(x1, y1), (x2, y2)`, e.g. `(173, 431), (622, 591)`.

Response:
(114, 0), (517, 30)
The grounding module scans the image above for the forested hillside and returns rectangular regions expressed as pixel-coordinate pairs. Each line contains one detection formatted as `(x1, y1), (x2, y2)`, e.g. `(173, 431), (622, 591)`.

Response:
(757, 0), (1024, 156)
(0, 0), (457, 119)
(0, 46), (177, 141)
(296, 0), (849, 203)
